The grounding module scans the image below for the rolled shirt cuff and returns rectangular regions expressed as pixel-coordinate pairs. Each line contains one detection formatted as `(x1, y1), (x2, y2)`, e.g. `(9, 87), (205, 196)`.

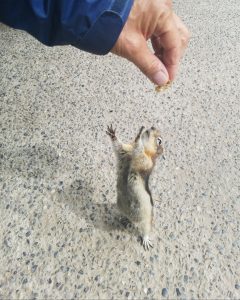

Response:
(73, 0), (134, 55)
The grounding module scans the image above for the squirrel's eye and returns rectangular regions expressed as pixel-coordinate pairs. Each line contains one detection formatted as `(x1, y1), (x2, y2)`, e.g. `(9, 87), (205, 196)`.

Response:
(157, 137), (162, 145)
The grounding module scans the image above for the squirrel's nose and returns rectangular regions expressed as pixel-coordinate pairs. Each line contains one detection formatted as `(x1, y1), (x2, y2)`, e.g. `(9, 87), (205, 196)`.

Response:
(151, 126), (156, 131)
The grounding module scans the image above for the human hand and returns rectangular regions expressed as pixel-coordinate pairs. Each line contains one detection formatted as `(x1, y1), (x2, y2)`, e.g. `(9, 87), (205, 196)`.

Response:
(112, 0), (190, 86)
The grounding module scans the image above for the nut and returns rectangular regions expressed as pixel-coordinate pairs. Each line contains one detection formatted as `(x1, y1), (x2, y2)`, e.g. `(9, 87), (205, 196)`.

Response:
(155, 81), (171, 92)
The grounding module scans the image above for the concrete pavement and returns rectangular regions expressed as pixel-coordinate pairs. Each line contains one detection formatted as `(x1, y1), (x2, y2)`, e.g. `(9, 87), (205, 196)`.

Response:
(0, 0), (239, 298)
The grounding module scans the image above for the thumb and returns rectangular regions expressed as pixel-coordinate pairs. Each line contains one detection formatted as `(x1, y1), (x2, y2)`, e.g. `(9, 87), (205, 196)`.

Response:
(129, 39), (169, 85)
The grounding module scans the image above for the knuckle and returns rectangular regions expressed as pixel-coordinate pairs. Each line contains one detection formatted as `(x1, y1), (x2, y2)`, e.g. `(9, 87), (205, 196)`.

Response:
(184, 27), (191, 39)
(182, 36), (189, 46)
(153, 0), (172, 19)
(164, 0), (173, 8)
(152, 0), (172, 15)
(182, 30), (191, 46)
(160, 4), (172, 18)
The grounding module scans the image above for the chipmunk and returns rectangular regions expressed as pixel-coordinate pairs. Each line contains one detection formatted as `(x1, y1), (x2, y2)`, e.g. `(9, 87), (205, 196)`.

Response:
(106, 125), (163, 250)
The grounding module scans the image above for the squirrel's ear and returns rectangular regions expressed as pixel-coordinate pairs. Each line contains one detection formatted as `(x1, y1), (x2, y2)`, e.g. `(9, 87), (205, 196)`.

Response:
(135, 126), (145, 142)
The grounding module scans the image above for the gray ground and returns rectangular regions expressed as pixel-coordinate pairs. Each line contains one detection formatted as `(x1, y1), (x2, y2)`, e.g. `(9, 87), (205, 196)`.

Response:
(0, 0), (240, 299)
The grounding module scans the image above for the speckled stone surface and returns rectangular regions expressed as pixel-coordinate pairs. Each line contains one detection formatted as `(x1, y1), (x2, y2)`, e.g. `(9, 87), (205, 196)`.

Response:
(0, 1), (240, 299)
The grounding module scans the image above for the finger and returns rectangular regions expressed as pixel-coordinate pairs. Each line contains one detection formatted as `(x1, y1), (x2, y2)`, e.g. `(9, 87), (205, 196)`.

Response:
(172, 13), (190, 49)
(129, 37), (169, 85)
(154, 13), (182, 80)
(152, 14), (190, 57)
(152, 30), (186, 61)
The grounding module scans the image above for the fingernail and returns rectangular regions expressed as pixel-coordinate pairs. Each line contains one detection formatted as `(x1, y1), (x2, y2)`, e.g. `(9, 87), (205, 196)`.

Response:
(152, 71), (169, 86)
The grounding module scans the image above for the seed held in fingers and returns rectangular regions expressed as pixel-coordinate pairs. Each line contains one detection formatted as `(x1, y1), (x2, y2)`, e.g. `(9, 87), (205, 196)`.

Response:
(155, 80), (172, 92)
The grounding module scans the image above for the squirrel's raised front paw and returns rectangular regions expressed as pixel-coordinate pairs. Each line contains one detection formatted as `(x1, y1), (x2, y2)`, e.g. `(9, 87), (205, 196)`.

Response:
(141, 235), (153, 250)
(106, 124), (116, 140)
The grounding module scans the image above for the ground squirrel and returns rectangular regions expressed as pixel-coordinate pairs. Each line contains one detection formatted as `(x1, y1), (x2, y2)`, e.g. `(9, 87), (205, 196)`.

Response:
(106, 125), (163, 250)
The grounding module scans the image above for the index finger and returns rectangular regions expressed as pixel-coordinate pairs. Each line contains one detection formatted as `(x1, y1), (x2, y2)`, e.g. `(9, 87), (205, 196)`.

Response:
(154, 12), (182, 79)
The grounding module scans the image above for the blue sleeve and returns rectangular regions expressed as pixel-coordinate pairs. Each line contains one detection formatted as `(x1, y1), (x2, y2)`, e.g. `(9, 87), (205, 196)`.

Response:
(0, 0), (133, 55)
